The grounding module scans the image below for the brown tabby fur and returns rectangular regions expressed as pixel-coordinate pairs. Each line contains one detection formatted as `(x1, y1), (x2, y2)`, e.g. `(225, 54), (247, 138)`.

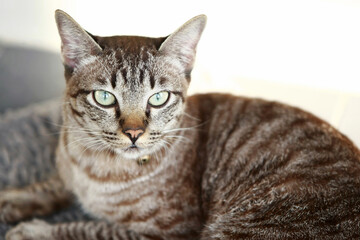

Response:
(1, 10), (360, 240)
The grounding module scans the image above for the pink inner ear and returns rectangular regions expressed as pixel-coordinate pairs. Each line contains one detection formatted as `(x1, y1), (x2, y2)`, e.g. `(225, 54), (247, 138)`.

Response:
(58, 28), (81, 68)
(159, 16), (206, 73)
(56, 13), (102, 70)
(160, 36), (199, 74)
(61, 42), (77, 69)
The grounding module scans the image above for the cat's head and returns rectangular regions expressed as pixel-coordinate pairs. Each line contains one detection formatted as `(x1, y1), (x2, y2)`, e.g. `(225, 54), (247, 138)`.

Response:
(55, 10), (206, 160)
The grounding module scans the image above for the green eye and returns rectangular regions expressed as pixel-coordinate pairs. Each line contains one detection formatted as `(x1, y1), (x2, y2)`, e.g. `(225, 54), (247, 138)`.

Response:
(148, 91), (170, 107)
(93, 90), (116, 106)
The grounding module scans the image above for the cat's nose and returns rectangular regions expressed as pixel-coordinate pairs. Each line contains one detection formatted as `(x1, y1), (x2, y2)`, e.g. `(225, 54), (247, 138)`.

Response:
(123, 128), (145, 144)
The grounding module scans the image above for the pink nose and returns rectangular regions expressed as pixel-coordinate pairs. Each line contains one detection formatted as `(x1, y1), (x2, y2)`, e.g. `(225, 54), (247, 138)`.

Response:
(123, 128), (144, 144)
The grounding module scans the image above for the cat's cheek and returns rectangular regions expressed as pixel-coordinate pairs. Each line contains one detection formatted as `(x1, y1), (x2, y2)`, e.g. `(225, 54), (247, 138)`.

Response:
(151, 108), (183, 129)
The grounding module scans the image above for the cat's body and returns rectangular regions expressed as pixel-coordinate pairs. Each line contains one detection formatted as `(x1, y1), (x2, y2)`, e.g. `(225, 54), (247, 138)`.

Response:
(59, 92), (360, 239)
(1, 10), (360, 240)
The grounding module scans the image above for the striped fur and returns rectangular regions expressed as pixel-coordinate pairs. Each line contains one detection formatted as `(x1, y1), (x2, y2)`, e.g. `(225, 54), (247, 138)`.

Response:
(0, 176), (72, 223)
(3, 10), (360, 240)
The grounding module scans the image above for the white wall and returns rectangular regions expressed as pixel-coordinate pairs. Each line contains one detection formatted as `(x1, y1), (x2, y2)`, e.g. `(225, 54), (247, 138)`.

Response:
(1, 0), (360, 93)
(0, 0), (359, 146)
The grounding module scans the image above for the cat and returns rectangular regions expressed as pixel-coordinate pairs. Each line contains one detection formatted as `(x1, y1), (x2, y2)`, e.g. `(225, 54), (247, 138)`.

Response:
(1, 9), (360, 240)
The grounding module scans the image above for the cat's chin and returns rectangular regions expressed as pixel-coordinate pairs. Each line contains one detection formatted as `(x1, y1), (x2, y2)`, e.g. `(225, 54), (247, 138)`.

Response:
(113, 146), (150, 160)
(112, 141), (165, 161)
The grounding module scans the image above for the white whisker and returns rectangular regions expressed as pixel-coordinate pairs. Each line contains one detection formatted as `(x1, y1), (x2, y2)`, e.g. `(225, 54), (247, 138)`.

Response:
(162, 121), (207, 134)
(183, 111), (200, 121)
(77, 139), (106, 163)
(164, 135), (191, 144)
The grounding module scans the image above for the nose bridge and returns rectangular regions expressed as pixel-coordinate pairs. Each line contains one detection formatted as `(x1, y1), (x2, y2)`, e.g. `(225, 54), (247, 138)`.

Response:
(121, 112), (145, 129)
(120, 109), (146, 144)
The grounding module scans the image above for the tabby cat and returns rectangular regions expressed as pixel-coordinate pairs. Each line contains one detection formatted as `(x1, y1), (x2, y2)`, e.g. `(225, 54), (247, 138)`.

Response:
(1, 9), (360, 240)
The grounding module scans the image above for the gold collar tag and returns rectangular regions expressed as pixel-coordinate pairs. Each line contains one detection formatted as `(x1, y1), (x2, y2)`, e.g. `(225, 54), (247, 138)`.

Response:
(138, 155), (150, 165)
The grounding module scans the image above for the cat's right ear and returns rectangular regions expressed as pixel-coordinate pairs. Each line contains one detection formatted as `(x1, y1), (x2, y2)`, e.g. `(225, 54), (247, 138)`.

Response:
(159, 15), (207, 76)
(55, 10), (102, 70)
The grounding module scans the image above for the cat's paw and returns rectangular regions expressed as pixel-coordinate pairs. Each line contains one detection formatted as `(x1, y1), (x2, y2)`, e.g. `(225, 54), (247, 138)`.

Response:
(0, 189), (38, 223)
(5, 219), (53, 240)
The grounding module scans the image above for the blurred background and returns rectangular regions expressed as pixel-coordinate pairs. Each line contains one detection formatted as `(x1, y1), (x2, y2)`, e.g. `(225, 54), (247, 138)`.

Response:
(0, 0), (359, 146)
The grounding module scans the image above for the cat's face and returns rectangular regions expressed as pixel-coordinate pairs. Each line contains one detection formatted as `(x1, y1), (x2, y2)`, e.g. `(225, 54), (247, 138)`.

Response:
(64, 41), (188, 159)
(55, 11), (206, 159)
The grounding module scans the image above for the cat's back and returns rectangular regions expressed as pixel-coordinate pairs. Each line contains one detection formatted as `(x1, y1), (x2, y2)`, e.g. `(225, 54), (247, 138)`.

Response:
(189, 93), (359, 157)
(186, 93), (360, 239)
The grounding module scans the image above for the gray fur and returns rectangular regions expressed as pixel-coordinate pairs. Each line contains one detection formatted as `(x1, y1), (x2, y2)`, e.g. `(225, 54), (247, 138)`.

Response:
(0, 100), (90, 239)
(0, 100), (61, 188)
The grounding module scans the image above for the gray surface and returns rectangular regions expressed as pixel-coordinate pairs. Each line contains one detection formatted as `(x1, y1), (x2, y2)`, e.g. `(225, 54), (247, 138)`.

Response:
(0, 44), (89, 238)
(0, 42), (65, 113)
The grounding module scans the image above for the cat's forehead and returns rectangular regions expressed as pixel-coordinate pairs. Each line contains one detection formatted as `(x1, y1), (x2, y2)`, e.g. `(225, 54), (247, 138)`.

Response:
(93, 35), (166, 58)
(93, 35), (168, 79)
(68, 34), (186, 96)
(83, 35), (185, 91)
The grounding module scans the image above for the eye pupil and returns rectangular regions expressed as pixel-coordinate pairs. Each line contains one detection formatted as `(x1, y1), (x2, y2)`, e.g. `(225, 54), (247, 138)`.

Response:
(156, 93), (161, 101)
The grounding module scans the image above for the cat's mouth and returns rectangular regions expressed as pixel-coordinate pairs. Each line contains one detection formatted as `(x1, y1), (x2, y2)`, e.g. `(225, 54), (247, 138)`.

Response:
(125, 144), (140, 153)
(111, 145), (142, 159)
(122, 143), (144, 155)
(112, 140), (160, 159)
(126, 144), (140, 152)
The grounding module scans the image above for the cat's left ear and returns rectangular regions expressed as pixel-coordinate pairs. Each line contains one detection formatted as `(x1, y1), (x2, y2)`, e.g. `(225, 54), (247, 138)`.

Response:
(159, 15), (207, 75)
(55, 10), (102, 71)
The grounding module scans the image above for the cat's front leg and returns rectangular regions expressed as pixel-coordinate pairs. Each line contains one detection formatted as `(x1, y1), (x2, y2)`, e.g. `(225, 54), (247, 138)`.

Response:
(6, 219), (144, 240)
(0, 175), (72, 223)
(5, 219), (52, 240)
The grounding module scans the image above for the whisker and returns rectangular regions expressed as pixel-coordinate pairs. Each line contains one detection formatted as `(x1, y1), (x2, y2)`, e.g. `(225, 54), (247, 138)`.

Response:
(164, 135), (191, 143)
(77, 139), (106, 163)
(162, 121), (208, 134)
(66, 136), (103, 150)
(183, 111), (201, 121)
